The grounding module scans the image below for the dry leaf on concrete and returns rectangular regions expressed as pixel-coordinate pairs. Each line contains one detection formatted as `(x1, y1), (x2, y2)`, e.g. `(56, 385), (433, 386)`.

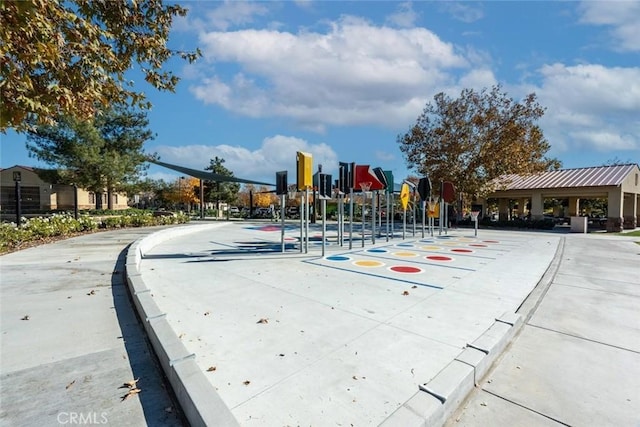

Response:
(21, 315), (30, 320)
(243, 380), (251, 386)
(256, 318), (269, 324)
(402, 291), (410, 296)
(87, 290), (96, 296)
(121, 388), (141, 401)
(207, 366), (217, 372)
(120, 378), (139, 389)
(66, 380), (76, 390)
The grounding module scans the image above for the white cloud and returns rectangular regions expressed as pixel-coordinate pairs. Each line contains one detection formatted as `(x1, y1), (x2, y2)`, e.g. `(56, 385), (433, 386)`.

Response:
(578, 1), (640, 52)
(204, 1), (270, 31)
(386, 2), (419, 28)
(439, 2), (484, 24)
(155, 135), (338, 183)
(534, 63), (640, 153)
(190, 16), (470, 130)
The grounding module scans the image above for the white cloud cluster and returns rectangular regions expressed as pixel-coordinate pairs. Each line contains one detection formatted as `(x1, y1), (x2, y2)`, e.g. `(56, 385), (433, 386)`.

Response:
(190, 15), (474, 131)
(536, 63), (640, 152)
(155, 135), (338, 183)
(578, 1), (640, 52)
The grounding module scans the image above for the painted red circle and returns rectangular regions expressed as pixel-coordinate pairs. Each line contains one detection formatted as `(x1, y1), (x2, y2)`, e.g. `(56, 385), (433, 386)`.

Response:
(451, 248), (473, 253)
(426, 255), (452, 261)
(390, 266), (422, 273)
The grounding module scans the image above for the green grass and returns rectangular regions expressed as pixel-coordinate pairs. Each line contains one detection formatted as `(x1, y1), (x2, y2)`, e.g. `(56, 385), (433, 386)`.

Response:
(615, 230), (640, 237)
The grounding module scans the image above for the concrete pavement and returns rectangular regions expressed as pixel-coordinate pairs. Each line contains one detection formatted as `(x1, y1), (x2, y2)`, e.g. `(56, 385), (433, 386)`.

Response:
(0, 227), (186, 427)
(129, 221), (561, 426)
(446, 233), (640, 427)
(2, 221), (638, 426)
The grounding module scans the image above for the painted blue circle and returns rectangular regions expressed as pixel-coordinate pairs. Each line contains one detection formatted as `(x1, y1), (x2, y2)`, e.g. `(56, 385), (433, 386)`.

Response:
(397, 243), (414, 247)
(436, 236), (452, 239)
(419, 240), (435, 243)
(326, 255), (350, 261)
(367, 248), (387, 253)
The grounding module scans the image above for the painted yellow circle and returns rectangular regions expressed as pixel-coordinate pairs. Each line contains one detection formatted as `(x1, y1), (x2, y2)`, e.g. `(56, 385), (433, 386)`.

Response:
(354, 260), (384, 267)
(421, 245), (442, 250)
(393, 252), (418, 257)
(442, 242), (459, 246)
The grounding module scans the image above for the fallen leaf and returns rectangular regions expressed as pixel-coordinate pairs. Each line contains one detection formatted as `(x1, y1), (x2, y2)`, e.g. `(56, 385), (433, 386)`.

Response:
(278, 354), (285, 357)
(402, 291), (410, 296)
(411, 285), (417, 289)
(121, 388), (141, 401)
(207, 366), (217, 372)
(120, 378), (139, 389)
(352, 376), (358, 380)
(243, 380), (251, 386)
(204, 311), (210, 316)
(256, 318), (269, 324)
(21, 315), (30, 321)
(87, 290), (96, 296)
(66, 380), (76, 390)
(480, 402), (487, 407)
(178, 333), (185, 339)
(516, 366), (521, 369)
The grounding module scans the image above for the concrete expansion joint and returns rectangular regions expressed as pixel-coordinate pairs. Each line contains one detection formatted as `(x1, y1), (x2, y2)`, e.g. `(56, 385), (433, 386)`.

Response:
(466, 343), (490, 354)
(134, 289), (150, 295)
(145, 313), (166, 322)
(169, 353), (196, 367)
(419, 384), (447, 404)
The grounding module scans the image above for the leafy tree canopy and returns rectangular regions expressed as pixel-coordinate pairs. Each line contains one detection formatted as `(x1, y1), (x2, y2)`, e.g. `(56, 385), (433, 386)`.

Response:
(398, 85), (561, 198)
(26, 103), (156, 208)
(204, 157), (240, 208)
(0, 0), (200, 133)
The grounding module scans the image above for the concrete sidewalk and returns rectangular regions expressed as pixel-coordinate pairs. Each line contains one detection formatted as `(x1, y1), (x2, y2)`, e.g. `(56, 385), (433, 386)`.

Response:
(131, 221), (561, 426)
(0, 227), (186, 427)
(446, 233), (640, 426)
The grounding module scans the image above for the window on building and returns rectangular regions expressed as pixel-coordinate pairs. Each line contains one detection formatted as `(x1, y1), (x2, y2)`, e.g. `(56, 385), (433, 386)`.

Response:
(88, 192), (95, 204)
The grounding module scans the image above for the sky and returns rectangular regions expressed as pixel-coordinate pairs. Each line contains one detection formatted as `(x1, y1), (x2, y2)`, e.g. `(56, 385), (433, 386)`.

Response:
(1, 0), (639, 186)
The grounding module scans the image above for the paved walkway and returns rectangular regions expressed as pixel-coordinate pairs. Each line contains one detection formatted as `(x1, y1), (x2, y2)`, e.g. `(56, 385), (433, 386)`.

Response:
(135, 221), (559, 425)
(446, 233), (640, 426)
(1, 222), (638, 426)
(0, 227), (186, 427)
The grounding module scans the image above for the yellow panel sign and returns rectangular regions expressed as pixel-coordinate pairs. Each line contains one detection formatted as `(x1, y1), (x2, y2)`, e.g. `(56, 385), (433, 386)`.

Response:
(400, 183), (410, 210)
(427, 201), (440, 218)
(296, 151), (313, 190)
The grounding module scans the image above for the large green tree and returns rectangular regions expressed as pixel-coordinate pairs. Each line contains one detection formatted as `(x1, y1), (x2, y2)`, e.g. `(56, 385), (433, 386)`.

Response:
(26, 104), (155, 209)
(398, 85), (561, 198)
(204, 157), (240, 210)
(0, 0), (200, 133)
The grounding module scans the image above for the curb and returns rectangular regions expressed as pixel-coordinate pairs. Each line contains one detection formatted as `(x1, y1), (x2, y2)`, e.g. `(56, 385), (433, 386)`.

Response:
(125, 223), (240, 427)
(380, 237), (565, 427)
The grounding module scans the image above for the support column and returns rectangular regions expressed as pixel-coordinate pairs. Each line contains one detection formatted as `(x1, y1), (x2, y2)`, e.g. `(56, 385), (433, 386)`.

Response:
(568, 197), (580, 217)
(607, 189), (623, 232)
(498, 198), (509, 221)
(530, 192), (544, 220)
(623, 192), (637, 229)
(519, 198), (528, 218)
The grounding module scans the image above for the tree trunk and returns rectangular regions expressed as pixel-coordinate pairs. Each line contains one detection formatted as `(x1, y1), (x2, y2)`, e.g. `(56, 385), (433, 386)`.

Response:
(107, 189), (113, 210)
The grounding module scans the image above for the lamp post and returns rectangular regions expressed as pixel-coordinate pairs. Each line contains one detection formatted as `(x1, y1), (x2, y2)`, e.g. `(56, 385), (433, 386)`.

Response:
(13, 171), (21, 226)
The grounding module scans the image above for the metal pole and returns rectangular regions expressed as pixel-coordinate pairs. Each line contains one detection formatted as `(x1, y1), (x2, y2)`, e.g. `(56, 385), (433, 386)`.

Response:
(371, 190), (376, 244)
(412, 193), (416, 237)
(390, 193), (395, 239)
(349, 189), (354, 250)
(200, 179), (204, 219)
(299, 193), (304, 253)
(73, 184), (78, 220)
(322, 199), (327, 257)
(421, 200), (425, 238)
(339, 195), (343, 246)
(361, 191), (365, 248)
(403, 207), (406, 240)
(305, 188), (309, 253)
(386, 192), (390, 242)
(14, 181), (21, 226)
(281, 194), (286, 253)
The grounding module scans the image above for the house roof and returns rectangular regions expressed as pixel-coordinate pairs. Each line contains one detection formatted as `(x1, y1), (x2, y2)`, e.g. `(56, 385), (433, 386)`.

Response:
(495, 164), (638, 190)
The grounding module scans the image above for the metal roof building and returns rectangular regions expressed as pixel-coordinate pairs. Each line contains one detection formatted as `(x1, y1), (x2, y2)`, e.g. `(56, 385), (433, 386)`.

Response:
(484, 164), (640, 232)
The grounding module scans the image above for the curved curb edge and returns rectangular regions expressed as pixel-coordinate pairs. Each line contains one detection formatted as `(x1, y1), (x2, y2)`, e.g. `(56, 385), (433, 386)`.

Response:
(125, 223), (240, 427)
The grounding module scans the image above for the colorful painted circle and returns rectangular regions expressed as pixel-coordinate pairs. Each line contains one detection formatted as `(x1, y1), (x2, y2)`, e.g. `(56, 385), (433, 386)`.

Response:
(451, 248), (473, 253)
(396, 243), (414, 247)
(426, 255), (453, 262)
(354, 260), (384, 267)
(326, 255), (350, 261)
(389, 265), (422, 273)
(421, 245), (442, 251)
(367, 248), (388, 253)
(469, 244), (487, 247)
(483, 240), (500, 243)
(393, 251), (418, 257)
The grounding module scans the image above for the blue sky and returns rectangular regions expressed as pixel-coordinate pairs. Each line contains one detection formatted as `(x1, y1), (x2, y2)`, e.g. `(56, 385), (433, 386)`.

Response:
(2, 0), (639, 185)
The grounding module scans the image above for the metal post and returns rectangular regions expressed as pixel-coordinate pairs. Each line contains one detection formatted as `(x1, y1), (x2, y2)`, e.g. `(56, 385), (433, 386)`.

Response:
(349, 189), (354, 250)
(281, 194), (286, 253)
(299, 193), (304, 253)
(361, 191), (365, 248)
(14, 181), (21, 226)
(305, 188), (309, 253)
(390, 193), (395, 239)
(421, 200), (425, 238)
(200, 179), (204, 219)
(73, 184), (78, 220)
(322, 199), (327, 257)
(403, 207), (406, 240)
(371, 190), (376, 244)
(412, 193), (416, 237)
